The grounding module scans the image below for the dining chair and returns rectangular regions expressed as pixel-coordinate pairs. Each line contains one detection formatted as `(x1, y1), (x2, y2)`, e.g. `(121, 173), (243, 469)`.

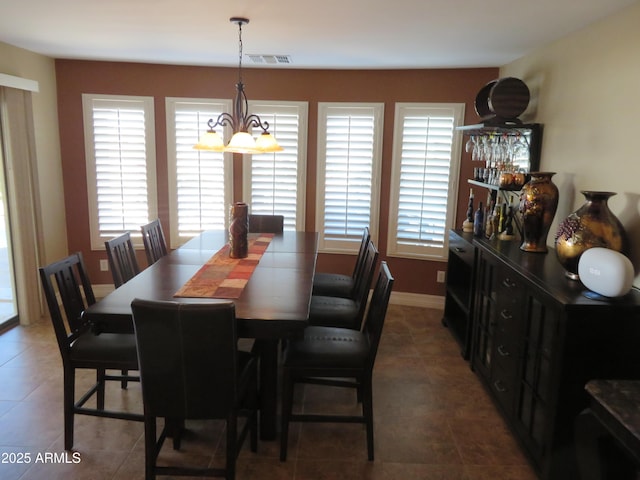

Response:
(38, 252), (142, 451)
(104, 232), (141, 387)
(279, 262), (394, 462)
(248, 214), (284, 234)
(312, 227), (370, 298)
(131, 299), (258, 480)
(140, 218), (168, 265)
(308, 239), (378, 331)
(105, 232), (140, 287)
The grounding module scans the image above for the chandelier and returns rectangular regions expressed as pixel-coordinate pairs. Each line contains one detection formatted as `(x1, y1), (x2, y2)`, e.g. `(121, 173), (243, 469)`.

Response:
(194, 17), (282, 154)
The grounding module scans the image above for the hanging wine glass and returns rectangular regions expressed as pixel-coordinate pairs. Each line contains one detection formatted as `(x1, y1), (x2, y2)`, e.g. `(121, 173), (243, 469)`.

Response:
(483, 134), (494, 166)
(472, 135), (484, 162)
(465, 135), (475, 154)
(513, 132), (530, 170)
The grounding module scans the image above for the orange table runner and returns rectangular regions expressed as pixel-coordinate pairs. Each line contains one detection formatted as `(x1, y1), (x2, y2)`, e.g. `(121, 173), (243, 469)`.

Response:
(174, 234), (274, 299)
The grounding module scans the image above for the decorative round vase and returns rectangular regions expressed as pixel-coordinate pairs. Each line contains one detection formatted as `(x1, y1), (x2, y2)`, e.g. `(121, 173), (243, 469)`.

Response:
(518, 172), (559, 253)
(554, 191), (629, 280)
(229, 202), (249, 258)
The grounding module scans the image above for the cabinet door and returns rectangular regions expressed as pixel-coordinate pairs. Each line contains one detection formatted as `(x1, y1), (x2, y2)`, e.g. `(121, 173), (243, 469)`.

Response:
(472, 251), (496, 380)
(514, 292), (560, 464)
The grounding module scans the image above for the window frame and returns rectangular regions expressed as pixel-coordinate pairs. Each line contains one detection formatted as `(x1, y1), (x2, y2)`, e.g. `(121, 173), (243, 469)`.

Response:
(165, 97), (234, 248)
(315, 102), (384, 254)
(82, 93), (157, 250)
(387, 102), (465, 260)
(242, 100), (309, 231)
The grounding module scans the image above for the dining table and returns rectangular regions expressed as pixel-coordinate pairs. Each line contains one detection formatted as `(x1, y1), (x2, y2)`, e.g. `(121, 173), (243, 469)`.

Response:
(84, 229), (318, 440)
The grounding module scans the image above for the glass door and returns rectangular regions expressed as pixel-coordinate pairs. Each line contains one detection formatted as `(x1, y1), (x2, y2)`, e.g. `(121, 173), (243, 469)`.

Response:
(0, 138), (17, 328)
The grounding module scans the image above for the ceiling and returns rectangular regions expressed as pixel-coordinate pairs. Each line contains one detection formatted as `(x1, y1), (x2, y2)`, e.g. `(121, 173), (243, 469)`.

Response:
(0, 0), (636, 69)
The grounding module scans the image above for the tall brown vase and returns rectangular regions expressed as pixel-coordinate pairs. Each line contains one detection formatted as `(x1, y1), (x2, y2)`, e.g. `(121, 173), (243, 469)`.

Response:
(229, 202), (249, 258)
(554, 191), (629, 280)
(518, 172), (559, 253)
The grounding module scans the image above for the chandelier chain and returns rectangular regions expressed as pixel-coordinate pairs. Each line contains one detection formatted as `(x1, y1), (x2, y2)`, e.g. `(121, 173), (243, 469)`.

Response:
(237, 20), (244, 85)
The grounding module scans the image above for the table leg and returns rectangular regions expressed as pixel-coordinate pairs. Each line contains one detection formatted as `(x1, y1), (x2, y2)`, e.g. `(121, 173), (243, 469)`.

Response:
(254, 339), (279, 440)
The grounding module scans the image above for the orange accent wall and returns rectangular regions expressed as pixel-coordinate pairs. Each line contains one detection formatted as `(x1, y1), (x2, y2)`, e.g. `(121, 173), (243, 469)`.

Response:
(55, 59), (498, 294)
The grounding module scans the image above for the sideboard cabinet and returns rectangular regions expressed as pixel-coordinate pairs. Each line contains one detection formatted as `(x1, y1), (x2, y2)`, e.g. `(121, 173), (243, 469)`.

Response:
(470, 238), (640, 480)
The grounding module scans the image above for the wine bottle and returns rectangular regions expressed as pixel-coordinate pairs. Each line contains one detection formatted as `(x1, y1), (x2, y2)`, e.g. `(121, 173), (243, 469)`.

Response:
(462, 188), (474, 232)
(473, 201), (484, 237)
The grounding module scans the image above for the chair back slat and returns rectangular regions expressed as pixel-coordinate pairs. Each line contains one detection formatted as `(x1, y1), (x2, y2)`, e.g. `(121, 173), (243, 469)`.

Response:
(105, 232), (140, 287)
(351, 227), (371, 281)
(363, 261), (394, 366)
(352, 240), (379, 325)
(140, 219), (168, 265)
(132, 299), (239, 419)
(39, 253), (95, 356)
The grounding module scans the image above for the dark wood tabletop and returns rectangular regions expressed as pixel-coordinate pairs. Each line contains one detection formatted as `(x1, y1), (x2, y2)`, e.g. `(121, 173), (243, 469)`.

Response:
(85, 230), (318, 338)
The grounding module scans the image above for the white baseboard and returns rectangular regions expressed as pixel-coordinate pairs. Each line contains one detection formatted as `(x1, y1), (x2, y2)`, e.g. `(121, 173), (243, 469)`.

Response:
(389, 291), (444, 309)
(93, 284), (444, 310)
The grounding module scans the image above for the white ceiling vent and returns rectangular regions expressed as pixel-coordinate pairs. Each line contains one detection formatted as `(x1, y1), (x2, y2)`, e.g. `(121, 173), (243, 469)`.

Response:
(247, 54), (292, 65)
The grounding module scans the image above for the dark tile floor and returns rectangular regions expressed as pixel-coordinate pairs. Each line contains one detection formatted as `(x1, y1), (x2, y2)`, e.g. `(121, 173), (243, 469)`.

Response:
(0, 305), (538, 479)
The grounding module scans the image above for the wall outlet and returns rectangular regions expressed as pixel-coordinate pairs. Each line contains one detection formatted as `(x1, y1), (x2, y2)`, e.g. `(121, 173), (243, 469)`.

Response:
(100, 259), (109, 271)
(437, 270), (446, 283)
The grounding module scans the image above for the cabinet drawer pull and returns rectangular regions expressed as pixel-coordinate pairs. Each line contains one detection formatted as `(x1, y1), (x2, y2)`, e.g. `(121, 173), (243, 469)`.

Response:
(497, 345), (510, 356)
(500, 309), (513, 320)
(454, 247), (465, 253)
(502, 278), (517, 288)
(494, 380), (508, 393)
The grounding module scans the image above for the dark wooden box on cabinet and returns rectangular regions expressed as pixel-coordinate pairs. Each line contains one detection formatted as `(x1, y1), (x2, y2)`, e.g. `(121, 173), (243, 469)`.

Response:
(443, 229), (476, 359)
(470, 237), (640, 480)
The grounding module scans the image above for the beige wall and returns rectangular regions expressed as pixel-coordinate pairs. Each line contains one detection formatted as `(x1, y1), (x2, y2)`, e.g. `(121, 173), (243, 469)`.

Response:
(500, 1), (640, 285)
(0, 41), (67, 265)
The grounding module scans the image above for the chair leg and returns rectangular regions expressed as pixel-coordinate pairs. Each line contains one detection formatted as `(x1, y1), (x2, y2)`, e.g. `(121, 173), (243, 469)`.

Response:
(166, 418), (184, 450)
(144, 415), (157, 480)
(249, 370), (258, 453)
(362, 377), (374, 461)
(121, 369), (128, 389)
(63, 367), (75, 451)
(279, 372), (294, 462)
(96, 368), (106, 410)
(226, 413), (238, 480)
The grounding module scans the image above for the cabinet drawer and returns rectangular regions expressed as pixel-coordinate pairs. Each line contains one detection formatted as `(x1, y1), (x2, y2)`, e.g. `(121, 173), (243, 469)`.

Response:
(494, 267), (524, 334)
(496, 270), (524, 303)
(492, 328), (519, 376)
(495, 303), (520, 336)
(490, 363), (516, 413)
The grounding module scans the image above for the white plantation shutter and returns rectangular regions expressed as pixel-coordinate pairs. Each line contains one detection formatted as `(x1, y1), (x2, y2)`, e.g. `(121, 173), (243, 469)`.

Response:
(83, 94), (156, 250)
(316, 103), (383, 253)
(244, 101), (308, 231)
(166, 98), (233, 247)
(388, 103), (465, 259)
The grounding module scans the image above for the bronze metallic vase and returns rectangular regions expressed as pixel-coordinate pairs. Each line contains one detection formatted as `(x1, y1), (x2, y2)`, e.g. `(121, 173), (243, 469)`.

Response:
(229, 202), (249, 258)
(519, 172), (559, 253)
(554, 191), (629, 280)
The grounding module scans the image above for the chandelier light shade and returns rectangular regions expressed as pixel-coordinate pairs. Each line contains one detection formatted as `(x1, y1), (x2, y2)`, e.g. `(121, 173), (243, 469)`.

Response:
(194, 17), (283, 154)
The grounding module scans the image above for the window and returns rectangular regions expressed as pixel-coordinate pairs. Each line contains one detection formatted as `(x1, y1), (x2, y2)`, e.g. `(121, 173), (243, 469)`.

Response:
(242, 101), (308, 231)
(387, 103), (465, 260)
(82, 94), (156, 250)
(166, 98), (233, 247)
(316, 103), (383, 253)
